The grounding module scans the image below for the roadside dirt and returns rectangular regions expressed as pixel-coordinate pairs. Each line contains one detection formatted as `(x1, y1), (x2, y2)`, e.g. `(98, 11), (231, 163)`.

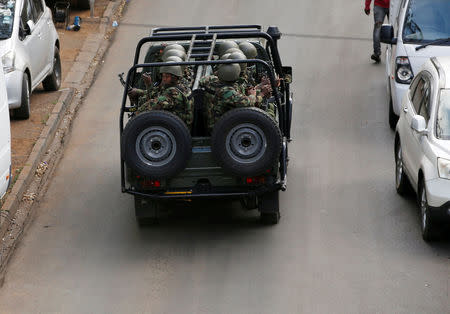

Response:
(9, 1), (110, 188)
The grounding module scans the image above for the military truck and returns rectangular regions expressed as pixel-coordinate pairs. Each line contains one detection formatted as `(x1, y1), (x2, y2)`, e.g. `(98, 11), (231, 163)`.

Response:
(120, 25), (293, 225)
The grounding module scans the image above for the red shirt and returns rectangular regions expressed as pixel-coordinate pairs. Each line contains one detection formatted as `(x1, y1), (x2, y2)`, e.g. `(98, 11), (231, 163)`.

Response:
(365, 0), (389, 10)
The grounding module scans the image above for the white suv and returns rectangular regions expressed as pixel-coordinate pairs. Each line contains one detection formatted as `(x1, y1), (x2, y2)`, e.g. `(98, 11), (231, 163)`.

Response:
(0, 0), (61, 119)
(394, 56), (450, 241)
(381, 0), (450, 130)
(0, 68), (11, 200)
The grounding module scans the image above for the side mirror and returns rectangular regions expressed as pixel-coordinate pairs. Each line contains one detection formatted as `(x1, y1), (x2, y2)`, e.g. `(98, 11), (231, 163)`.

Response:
(26, 20), (35, 34)
(411, 115), (428, 136)
(380, 24), (397, 44)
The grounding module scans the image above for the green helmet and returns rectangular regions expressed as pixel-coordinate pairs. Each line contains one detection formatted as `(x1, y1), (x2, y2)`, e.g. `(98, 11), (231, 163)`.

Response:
(227, 52), (247, 72)
(160, 62), (183, 77)
(238, 41), (257, 59)
(219, 53), (231, 60)
(217, 63), (241, 82)
(222, 47), (243, 56)
(163, 43), (186, 54)
(218, 41), (239, 56)
(162, 49), (186, 61)
(165, 55), (186, 70)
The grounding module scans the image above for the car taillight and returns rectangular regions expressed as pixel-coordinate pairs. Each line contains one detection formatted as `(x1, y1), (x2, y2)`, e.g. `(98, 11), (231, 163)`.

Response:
(395, 57), (414, 84)
(136, 176), (161, 188)
(244, 176), (266, 184)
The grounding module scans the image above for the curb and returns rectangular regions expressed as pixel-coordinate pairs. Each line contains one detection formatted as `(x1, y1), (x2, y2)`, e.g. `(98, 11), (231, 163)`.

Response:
(0, 0), (127, 285)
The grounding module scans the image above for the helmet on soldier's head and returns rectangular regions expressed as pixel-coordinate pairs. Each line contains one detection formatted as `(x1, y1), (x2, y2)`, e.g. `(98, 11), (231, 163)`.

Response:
(165, 55), (186, 71)
(239, 41), (257, 59)
(222, 47), (243, 56)
(227, 52), (247, 72)
(162, 49), (186, 61)
(217, 63), (241, 82)
(160, 62), (183, 78)
(218, 41), (239, 56)
(219, 53), (231, 60)
(163, 43), (186, 54)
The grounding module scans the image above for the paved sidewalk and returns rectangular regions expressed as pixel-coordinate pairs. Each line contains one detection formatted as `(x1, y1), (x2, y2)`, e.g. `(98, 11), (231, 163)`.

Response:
(0, 0), (127, 283)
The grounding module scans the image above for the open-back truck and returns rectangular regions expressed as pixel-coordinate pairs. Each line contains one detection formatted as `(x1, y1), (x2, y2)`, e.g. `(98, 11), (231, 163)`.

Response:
(120, 25), (293, 225)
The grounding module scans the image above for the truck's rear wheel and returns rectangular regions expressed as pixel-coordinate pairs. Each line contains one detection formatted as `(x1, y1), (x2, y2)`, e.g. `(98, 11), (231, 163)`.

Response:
(122, 111), (192, 179)
(134, 196), (159, 226)
(211, 107), (282, 176)
(259, 190), (280, 225)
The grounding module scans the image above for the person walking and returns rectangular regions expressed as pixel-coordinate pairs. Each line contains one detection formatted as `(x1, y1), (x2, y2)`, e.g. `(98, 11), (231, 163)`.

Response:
(365, 0), (390, 63)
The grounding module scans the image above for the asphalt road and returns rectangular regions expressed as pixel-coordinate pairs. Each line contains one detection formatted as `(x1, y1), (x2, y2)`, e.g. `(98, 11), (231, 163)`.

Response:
(0, 1), (449, 313)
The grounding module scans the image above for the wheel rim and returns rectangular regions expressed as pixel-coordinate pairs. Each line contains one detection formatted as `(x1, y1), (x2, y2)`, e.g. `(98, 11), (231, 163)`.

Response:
(226, 123), (267, 164)
(420, 185), (428, 231)
(135, 126), (176, 167)
(395, 144), (403, 189)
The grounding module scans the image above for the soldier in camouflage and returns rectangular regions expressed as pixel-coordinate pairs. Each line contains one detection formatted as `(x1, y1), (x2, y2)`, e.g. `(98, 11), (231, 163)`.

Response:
(135, 63), (194, 129)
(200, 63), (271, 131)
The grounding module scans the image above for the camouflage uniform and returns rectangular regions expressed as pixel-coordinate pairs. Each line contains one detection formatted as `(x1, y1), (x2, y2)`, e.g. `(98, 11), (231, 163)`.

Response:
(136, 83), (193, 129)
(199, 75), (259, 131)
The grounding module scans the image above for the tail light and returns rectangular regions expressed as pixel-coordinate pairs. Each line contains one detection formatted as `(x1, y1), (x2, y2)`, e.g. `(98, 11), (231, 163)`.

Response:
(244, 176), (266, 185)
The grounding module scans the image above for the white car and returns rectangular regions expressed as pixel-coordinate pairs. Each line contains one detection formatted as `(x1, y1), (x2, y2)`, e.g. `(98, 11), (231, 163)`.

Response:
(0, 68), (11, 200)
(381, 0), (450, 130)
(0, 0), (61, 119)
(395, 56), (450, 241)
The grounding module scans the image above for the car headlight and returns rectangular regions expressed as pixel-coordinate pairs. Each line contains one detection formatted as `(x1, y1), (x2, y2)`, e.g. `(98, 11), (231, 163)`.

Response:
(395, 56), (414, 84)
(437, 158), (450, 180)
(2, 51), (15, 74)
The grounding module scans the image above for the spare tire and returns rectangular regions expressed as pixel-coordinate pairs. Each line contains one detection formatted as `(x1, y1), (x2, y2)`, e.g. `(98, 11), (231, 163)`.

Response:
(122, 111), (192, 178)
(211, 107), (282, 176)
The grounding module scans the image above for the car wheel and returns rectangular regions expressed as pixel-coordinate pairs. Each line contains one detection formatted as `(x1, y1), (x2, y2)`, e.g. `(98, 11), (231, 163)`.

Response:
(211, 107), (282, 176)
(43, 47), (62, 91)
(418, 180), (437, 242)
(259, 190), (280, 225)
(395, 140), (409, 195)
(134, 196), (159, 226)
(122, 111), (192, 179)
(13, 74), (30, 120)
(389, 94), (398, 130)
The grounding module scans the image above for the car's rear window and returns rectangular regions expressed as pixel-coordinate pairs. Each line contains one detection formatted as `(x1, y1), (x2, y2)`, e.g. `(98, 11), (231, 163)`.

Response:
(0, 0), (15, 39)
(402, 0), (450, 43)
(437, 89), (450, 140)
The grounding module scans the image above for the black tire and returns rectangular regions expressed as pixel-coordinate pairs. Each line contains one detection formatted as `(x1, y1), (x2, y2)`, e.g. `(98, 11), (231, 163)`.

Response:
(394, 139), (410, 195)
(134, 196), (158, 226)
(418, 180), (437, 242)
(211, 107), (282, 176)
(259, 190), (280, 225)
(240, 195), (258, 210)
(260, 212), (280, 225)
(43, 47), (62, 91)
(70, 0), (90, 10)
(122, 111), (192, 179)
(13, 74), (30, 120)
(389, 95), (398, 130)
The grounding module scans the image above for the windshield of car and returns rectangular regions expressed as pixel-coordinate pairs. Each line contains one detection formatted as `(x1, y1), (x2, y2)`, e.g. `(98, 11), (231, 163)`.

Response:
(0, 0), (15, 39)
(402, 0), (450, 43)
(436, 89), (450, 140)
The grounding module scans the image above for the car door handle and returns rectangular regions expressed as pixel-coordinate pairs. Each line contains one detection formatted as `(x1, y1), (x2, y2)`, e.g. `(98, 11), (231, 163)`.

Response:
(403, 107), (408, 113)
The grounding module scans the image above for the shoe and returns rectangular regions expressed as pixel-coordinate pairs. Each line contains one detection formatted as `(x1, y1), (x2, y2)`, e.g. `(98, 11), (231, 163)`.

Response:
(371, 54), (381, 63)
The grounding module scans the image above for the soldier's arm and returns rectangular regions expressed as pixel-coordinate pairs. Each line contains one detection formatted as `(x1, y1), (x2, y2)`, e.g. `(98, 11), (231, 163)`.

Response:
(225, 89), (256, 107)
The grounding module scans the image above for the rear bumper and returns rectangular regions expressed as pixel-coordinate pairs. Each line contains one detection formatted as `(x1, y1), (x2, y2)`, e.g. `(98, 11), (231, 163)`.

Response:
(125, 183), (282, 200)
